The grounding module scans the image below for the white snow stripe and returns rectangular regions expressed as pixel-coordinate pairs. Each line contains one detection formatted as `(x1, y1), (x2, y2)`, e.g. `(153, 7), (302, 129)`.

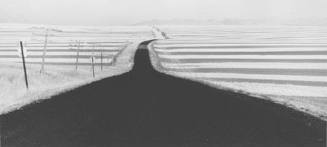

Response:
(161, 62), (327, 70)
(154, 43), (327, 47)
(158, 54), (327, 60)
(155, 48), (327, 52)
(169, 72), (327, 83)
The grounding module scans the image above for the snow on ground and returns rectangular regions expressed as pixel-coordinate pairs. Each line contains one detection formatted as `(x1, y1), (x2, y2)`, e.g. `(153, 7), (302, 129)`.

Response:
(149, 25), (327, 120)
(158, 54), (327, 59)
(0, 24), (152, 114)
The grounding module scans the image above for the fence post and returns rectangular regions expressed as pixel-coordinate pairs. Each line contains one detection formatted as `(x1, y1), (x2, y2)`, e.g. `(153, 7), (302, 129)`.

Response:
(100, 50), (103, 71)
(20, 41), (29, 89)
(91, 57), (95, 78)
(41, 29), (49, 73)
(75, 41), (80, 70)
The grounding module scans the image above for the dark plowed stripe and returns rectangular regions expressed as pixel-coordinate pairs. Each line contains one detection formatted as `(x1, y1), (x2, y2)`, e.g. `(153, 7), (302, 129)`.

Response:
(24, 62), (113, 66)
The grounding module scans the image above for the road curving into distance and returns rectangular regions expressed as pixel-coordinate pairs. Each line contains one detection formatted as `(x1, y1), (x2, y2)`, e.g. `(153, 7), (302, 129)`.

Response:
(1, 40), (326, 147)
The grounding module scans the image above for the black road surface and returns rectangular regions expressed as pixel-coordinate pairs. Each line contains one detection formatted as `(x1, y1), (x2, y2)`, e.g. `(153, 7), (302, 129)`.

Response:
(1, 40), (326, 147)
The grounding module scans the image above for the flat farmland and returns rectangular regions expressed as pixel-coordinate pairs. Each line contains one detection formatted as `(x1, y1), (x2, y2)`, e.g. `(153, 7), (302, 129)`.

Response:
(0, 24), (153, 114)
(151, 25), (327, 120)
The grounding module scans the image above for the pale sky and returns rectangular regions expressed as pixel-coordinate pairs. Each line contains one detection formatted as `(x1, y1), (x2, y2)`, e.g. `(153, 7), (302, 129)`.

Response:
(0, 0), (326, 25)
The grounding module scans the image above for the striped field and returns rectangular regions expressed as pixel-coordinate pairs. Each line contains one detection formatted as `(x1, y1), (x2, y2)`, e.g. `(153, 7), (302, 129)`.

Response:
(0, 24), (153, 67)
(152, 25), (327, 120)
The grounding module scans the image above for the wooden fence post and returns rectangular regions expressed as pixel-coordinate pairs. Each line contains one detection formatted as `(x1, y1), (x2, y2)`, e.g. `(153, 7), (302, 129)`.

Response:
(92, 43), (96, 77)
(75, 41), (81, 70)
(41, 29), (49, 73)
(92, 57), (95, 78)
(20, 41), (29, 89)
(100, 50), (103, 71)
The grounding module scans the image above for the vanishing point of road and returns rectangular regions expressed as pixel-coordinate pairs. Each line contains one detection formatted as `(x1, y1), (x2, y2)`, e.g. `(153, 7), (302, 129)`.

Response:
(1, 40), (326, 147)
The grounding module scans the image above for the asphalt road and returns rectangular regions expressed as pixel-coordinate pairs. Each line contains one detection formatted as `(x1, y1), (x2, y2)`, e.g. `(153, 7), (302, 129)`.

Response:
(1, 40), (326, 147)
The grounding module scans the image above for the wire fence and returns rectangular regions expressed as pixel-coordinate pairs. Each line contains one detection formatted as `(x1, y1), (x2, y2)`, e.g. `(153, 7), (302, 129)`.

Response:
(0, 27), (136, 72)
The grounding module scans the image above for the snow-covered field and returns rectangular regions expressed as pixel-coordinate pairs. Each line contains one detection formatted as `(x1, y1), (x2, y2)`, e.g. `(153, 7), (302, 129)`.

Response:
(0, 23), (152, 114)
(151, 25), (327, 120)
